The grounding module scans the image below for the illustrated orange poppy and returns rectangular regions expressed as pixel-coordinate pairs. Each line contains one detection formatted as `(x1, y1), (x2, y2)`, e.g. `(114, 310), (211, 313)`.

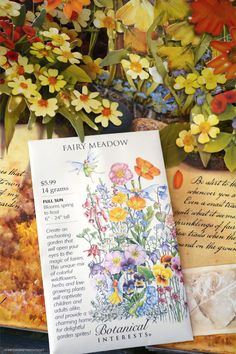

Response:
(127, 196), (146, 210)
(207, 28), (236, 80)
(134, 157), (160, 180)
(191, 0), (236, 36)
(46, 0), (90, 19)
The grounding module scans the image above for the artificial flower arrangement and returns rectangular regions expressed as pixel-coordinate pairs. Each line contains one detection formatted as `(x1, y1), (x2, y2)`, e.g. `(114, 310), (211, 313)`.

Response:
(0, 0), (236, 172)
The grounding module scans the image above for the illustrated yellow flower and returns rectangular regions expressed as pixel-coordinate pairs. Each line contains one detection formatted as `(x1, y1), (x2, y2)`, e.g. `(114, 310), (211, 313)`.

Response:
(174, 73), (200, 95)
(8, 76), (38, 98)
(127, 196), (146, 210)
(155, 0), (190, 24)
(198, 68), (226, 91)
(71, 86), (101, 113)
(39, 69), (66, 93)
(191, 114), (220, 144)
(0, 46), (7, 67)
(112, 193), (127, 204)
(0, 0), (21, 17)
(176, 130), (196, 153)
(6, 56), (34, 79)
(95, 99), (122, 128)
(71, 8), (91, 32)
(121, 54), (149, 80)
(109, 207), (127, 222)
(81, 56), (102, 80)
(166, 21), (200, 47)
(158, 46), (194, 70)
(53, 46), (82, 64)
(94, 10), (115, 30)
(30, 42), (54, 63)
(116, 0), (154, 32)
(152, 264), (173, 287)
(42, 28), (70, 47)
(29, 96), (58, 117)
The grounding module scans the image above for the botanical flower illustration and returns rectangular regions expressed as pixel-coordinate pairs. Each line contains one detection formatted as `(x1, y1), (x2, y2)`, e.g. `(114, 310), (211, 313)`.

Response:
(191, 114), (220, 144)
(77, 158), (188, 322)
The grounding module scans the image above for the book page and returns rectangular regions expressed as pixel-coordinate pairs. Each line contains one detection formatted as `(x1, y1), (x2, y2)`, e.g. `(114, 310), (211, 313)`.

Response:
(29, 131), (192, 354)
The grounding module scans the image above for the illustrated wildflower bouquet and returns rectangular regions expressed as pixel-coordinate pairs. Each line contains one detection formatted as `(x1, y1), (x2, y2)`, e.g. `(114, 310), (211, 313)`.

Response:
(77, 158), (188, 322)
(1, 0), (236, 172)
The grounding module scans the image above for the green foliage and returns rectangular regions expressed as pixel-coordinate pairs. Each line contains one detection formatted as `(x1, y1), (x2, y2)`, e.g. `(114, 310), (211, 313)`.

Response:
(218, 105), (236, 121)
(204, 133), (232, 153)
(224, 144), (236, 172)
(62, 65), (92, 84)
(160, 122), (189, 168)
(13, 4), (26, 26)
(100, 49), (129, 67)
(32, 9), (46, 29)
(59, 106), (85, 142)
(94, 0), (113, 8)
(137, 266), (155, 281)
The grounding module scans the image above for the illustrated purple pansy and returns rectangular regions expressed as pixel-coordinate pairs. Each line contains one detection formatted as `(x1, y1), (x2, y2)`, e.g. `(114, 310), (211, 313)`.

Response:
(171, 256), (182, 277)
(121, 258), (136, 273)
(104, 251), (125, 274)
(124, 244), (147, 266)
(109, 163), (133, 185)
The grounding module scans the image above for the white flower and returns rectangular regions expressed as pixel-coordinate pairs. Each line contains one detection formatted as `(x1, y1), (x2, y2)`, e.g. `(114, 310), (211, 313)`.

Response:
(6, 56), (34, 79)
(53, 46), (82, 64)
(149, 62), (168, 84)
(71, 86), (101, 113)
(42, 28), (70, 47)
(0, 0), (21, 17)
(121, 54), (149, 80)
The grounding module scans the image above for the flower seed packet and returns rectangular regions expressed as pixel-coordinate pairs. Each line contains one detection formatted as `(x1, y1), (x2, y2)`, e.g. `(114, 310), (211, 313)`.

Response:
(28, 131), (193, 354)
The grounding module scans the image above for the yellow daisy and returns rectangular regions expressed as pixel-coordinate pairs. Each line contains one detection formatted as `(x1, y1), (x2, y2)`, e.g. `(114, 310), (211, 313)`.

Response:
(121, 53), (149, 80)
(95, 99), (122, 128)
(198, 68), (226, 91)
(6, 56), (34, 79)
(39, 69), (66, 93)
(0, 46), (7, 67)
(94, 9), (116, 30)
(53, 46), (82, 64)
(176, 130), (196, 153)
(29, 96), (58, 117)
(8, 76), (38, 98)
(71, 86), (101, 113)
(30, 42), (54, 63)
(81, 56), (102, 80)
(174, 73), (200, 95)
(0, 0), (21, 17)
(42, 27), (70, 47)
(191, 114), (220, 144)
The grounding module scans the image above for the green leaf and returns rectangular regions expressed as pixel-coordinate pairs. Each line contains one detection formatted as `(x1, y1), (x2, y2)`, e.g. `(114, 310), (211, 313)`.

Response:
(0, 95), (8, 123)
(218, 105), (236, 121)
(4, 96), (26, 150)
(0, 82), (11, 95)
(32, 9), (46, 29)
(62, 65), (91, 84)
(78, 111), (98, 131)
(204, 133), (232, 153)
(155, 211), (166, 222)
(137, 266), (155, 280)
(199, 151), (211, 168)
(182, 94), (194, 114)
(46, 118), (55, 139)
(94, 0), (113, 7)
(190, 104), (202, 121)
(224, 145), (236, 172)
(28, 111), (37, 130)
(160, 122), (189, 168)
(194, 34), (212, 64)
(100, 48), (129, 67)
(59, 107), (85, 142)
(13, 5), (26, 26)
(42, 115), (53, 124)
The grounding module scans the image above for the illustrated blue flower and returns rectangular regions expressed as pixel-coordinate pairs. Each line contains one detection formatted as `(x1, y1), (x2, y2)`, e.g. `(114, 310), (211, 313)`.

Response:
(140, 219), (148, 228)
(134, 274), (146, 288)
(171, 69), (186, 78)
(158, 185), (168, 200)
(123, 280), (135, 295)
(194, 88), (206, 106)
(121, 258), (136, 274)
(160, 242), (171, 253)
(149, 250), (160, 263)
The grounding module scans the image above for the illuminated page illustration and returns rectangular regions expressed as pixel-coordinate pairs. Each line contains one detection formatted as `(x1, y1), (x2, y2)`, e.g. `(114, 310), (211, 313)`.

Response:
(29, 131), (192, 354)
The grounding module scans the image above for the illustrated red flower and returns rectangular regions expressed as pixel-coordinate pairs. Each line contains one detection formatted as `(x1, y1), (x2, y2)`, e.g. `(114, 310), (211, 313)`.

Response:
(207, 28), (236, 80)
(0, 21), (37, 49)
(211, 90), (236, 113)
(84, 244), (100, 257)
(134, 157), (160, 180)
(211, 94), (227, 113)
(190, 0), (236, 36)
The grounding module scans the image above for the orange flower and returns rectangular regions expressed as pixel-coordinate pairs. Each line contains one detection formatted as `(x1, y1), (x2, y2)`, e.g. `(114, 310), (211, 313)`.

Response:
(160, 255), (173, 265)
(127, 196), (146, 210)
(134, 157), (160, 180)
(46, 0), (90, 19)
(207, 28), (236, 80)
(191, 0), (236, 36)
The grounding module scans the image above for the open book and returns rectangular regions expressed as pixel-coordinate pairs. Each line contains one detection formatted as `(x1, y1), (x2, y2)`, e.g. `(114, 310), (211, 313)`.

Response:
(28, 131), (192, 353)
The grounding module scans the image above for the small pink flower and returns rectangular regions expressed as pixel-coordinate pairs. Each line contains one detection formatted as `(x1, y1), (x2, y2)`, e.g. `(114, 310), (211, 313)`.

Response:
(104, 251), (125, 274)
(171, 293), (180, 301)
(109, 163), (133, 185)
